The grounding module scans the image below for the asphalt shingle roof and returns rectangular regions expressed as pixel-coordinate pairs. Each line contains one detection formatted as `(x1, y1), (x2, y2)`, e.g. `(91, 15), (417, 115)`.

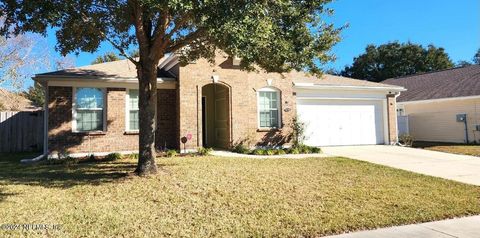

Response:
(34, 55), (403, 89)
(382, 65), (480, 102)
(35, 56), (171, 79)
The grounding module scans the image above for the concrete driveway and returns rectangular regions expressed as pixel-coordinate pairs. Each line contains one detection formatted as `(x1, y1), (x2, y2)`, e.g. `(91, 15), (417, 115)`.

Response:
(322, 145), (480, 186)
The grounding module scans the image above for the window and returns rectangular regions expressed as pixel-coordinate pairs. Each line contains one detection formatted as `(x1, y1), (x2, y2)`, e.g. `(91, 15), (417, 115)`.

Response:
(258, 88), (281, 128)
(74, 88), (104, 132)
(126, 89), (139, 131)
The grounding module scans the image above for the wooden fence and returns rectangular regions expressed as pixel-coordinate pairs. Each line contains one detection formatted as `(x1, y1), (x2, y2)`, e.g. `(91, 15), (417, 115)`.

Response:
(0, 111), (44, 153)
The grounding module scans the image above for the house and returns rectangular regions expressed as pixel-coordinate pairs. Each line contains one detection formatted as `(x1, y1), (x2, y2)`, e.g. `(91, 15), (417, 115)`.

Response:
(382, 65), (480, 143)
(34, 52), (404, 158)
(0, 88), (39, 111)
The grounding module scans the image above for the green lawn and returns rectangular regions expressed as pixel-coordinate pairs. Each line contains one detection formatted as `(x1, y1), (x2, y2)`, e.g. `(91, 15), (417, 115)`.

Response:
(413, 141), (480, 157)
(1, 153), (479, 237)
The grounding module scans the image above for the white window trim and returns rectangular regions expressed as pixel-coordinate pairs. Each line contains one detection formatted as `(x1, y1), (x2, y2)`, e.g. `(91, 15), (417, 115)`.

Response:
(125, 88), (140, 132)
(72, 87), (107, 133)
(257, 87), (282, 129)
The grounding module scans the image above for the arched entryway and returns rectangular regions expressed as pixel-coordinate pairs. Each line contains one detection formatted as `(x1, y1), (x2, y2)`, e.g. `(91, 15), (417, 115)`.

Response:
(201, 83), (231, 149)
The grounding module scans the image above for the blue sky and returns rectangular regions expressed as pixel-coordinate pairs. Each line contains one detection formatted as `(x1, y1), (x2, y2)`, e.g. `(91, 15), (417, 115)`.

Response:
(46, 0), (479, 71)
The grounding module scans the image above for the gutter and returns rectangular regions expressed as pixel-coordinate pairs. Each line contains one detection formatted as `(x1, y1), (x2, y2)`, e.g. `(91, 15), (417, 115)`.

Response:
(293, 83), (406, 92)
(33, 75), (176, 83)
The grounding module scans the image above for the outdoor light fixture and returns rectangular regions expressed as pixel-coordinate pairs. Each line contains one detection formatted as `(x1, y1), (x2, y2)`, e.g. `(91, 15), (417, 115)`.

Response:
(267, 78), (273, 86)
(212, 75), (220, 83)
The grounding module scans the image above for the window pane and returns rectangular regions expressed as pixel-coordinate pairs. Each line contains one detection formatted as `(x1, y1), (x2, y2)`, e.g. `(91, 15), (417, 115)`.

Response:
(76, 88), (103, 109)
(77, 110), (103, 131)
(259, 92), (269, 110)
(129, 110), (139, 131)
(258, 90), (279, 128)
(260, 111), (271, 128)
(270, 110), (278, 127)
(128, 90), (139, 110)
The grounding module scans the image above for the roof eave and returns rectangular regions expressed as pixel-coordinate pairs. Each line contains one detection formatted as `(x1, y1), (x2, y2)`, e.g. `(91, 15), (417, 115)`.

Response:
(33, 75), (176, 83)
(293, 83), (406, 92)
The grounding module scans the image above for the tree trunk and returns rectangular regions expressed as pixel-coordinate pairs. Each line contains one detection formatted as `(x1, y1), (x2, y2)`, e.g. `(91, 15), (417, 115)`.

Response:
(135, 59), (158, 176)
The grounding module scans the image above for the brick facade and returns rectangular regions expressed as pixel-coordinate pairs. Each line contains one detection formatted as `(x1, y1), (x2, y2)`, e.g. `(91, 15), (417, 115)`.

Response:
(178, 53), (297, 149)
(156, 89), (179, 150)
(46, 53), (399, 155)
(387, 94), (398, 144)
(47, 86), (178, 155)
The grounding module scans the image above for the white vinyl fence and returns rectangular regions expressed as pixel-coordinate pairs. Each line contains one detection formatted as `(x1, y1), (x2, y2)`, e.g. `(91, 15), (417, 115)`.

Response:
(397, 115), (409, 136)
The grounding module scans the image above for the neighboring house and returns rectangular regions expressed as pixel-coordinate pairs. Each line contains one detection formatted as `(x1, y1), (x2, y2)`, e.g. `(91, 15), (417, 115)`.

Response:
(0, 88), (39, 111)
(34, 52), (404, 157)
(383, 65), (480, 143)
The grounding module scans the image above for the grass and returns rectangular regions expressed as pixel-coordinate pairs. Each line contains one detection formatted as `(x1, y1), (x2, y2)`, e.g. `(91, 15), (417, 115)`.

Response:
(1, 153), (479, 237)
(413, 141), (480, 157)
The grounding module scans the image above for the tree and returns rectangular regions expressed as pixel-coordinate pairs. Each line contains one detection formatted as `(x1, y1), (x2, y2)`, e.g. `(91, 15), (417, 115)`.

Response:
(341, 42), (454, 82)
(1, 0), (341, 176)
(456, 60), (472, 67)
(22, 56), (74, 107)
(22, 82), (44, 107)
(92, 51), (121, 64)
(474, 48), (480, 65)
(0, 19), (49, 90)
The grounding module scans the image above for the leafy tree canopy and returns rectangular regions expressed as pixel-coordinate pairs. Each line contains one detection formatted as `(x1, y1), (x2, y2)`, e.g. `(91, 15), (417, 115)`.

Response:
(1, 0), (342, 74)
(22, 82), (44, 107)
(456, 60), (472, 67)
(474, 48), (480, 65)
(341, 42), (454, 82)
(92, 51), (121, 64)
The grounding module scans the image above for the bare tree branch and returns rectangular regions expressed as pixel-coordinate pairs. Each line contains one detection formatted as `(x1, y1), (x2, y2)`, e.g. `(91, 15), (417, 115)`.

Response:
(166, 29), (205, 53)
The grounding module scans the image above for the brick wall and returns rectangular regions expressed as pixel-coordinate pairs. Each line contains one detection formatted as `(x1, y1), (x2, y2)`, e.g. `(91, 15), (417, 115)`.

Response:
(178, 53), (297, 149)
(387, 94), (398, 144)
(156, 89), (179, 150)
(48, 86), (178, 155)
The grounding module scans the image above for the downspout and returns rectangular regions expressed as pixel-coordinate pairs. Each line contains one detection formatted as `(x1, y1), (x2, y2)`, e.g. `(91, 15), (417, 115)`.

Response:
(21, 80), (48, 163)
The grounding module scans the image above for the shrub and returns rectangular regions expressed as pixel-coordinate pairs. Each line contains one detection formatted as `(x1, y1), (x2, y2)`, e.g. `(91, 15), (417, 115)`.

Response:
(127, 153), (139, 159)
(399, 134), (414, 146)
(291, 144), (321, 154)
(290, 117), (307, 148)
(197, 147), (213, 156)
(105, 153), (123, 161)
(266, 149), (276, 155)
(232, 143), (251, 154)
(165, 150), (177, 157)
(252, 149), (266, 155)
(276, 149), (286, 155)
(310, 147), (322, 154)
(46, 156), (79, 166)
(289, 148), (300, 154)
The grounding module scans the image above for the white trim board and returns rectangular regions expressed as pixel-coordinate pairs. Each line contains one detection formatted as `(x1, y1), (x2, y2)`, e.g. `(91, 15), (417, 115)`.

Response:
(398, 95), (480, 105)
(44, 79), (176, 89)
(294, 83), (405, 92)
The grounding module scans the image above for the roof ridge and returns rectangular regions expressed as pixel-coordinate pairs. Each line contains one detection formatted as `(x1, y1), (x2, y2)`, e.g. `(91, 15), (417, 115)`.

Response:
(77, 58), (131, 69)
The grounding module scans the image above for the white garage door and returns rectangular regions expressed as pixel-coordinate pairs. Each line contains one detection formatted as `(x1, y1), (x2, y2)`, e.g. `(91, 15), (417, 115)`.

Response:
(297, 99), (385, 146)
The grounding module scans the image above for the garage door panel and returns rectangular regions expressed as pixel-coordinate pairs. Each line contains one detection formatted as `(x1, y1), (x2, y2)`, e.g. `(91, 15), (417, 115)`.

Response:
(297, 99), (384, 146)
